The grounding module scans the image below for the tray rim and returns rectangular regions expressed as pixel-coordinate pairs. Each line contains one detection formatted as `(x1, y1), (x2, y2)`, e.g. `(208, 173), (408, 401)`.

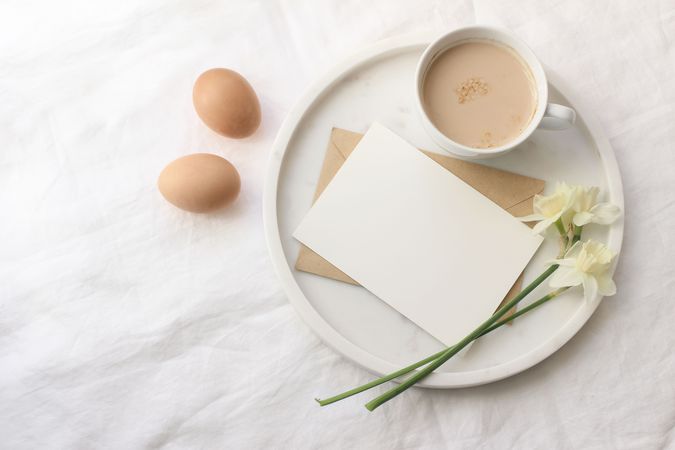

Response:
(263, 33), (624, 388)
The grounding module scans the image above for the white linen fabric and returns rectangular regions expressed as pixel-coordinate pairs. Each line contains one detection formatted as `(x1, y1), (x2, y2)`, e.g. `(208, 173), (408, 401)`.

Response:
(1, 1), (673, 448)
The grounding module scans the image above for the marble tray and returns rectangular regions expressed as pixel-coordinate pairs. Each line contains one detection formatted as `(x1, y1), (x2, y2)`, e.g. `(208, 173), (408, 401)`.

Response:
(263, 34), (624, 388)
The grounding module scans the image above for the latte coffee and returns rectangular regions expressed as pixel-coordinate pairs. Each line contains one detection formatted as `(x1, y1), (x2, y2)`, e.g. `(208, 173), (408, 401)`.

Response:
(422, 40), (537, 149)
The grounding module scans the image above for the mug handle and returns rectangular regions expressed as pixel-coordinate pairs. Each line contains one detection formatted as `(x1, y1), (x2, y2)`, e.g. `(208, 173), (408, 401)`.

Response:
(539, 103), (576, 130)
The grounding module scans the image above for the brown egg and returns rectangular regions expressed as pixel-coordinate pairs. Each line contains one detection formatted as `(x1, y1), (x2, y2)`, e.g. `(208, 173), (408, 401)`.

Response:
(192, 68), (261, 138)
(158, 153), (240, 213)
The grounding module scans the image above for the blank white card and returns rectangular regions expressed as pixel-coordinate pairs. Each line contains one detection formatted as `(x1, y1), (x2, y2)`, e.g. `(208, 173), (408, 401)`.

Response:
(293, 123), (543, 346)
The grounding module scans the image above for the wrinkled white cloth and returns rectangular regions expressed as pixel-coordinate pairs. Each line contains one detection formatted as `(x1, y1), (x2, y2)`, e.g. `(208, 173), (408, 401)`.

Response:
(1, 1), (674, 449)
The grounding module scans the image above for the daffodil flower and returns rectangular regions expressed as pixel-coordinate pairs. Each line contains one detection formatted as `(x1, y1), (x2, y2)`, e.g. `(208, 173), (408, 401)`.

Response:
(570, 186), (622, 226)
(520, 183), (621, 235)
(519, 182), (574, 234)
(549, 240), (617, 302)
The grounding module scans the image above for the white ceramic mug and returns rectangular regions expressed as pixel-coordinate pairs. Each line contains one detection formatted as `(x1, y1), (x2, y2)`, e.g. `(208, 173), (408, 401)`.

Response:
(415, 26), (576, 159)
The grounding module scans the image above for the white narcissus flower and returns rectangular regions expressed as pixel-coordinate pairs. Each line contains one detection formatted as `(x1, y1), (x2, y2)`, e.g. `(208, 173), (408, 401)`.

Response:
(519, 182), (575, 234)
(570, 186), (622, 226)
(549, 240), (617, 302)
(520, 183), (621, 234)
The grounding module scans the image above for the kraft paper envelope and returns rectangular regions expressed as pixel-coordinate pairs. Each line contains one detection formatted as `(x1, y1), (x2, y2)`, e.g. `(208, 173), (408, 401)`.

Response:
(295, 127), (545, 313)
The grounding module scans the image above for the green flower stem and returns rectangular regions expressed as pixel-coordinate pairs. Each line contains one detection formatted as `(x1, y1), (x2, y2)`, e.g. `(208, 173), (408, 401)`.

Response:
(363, 264), (559, 411)
(572, 225), (583, 244)
(554, 218), (569, 251)
(316, 285), (569, 407)
(315, 349), (446, 406)
(480, 286), (570, 334)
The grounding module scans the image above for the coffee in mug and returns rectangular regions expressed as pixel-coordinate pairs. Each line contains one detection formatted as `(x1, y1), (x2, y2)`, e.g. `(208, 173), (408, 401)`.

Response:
(422, 40), (537, 149)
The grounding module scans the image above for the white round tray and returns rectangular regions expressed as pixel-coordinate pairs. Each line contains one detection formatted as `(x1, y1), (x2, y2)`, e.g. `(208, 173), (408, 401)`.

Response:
(263, 34), (624, 388)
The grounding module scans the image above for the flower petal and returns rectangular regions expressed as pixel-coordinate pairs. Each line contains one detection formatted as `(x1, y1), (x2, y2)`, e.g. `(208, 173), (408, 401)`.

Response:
(550, 267), (584, 288)
(531, 217), (555, 235)
(573, 211), (594, 226)
(582, 274), (599, 302)
(597, 274), (617, 296)
(572, 186), (599, 213)
(589, 203), (622, 225)
(550, 257), (577, 267)
(582, 240), (616, 266)
(534, 189), (571, 219)
(564, 241), (583, 258)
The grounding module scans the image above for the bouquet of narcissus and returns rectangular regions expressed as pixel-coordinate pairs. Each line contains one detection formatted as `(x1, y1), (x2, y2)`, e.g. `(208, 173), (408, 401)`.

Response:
(317, 182), (622, 411)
